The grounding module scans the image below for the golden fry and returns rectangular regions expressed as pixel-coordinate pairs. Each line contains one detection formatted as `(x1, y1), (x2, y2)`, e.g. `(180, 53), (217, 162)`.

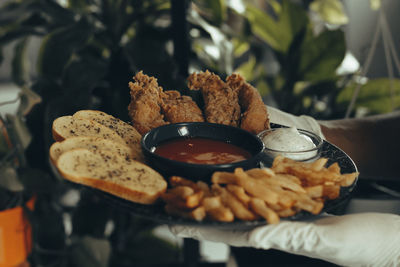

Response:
(160, 154), (358, 223)
(310, 158), (328, 171)
(249, 198), (280, 224)
(304, 185), (324, 198)
(246, 167), (275, 178)
(211, 172), (237, 184)
(226, 184), (251, 206)
(165, 204), (206, 221)
(169, 176), (199, 189)
(277, 207), (297, 218)
(214, 185), (257, 221)
(202, 196), (223, 211)
(263, 174), (306, 193)
(168, 186), (195, 198)
(161, 190), (204, 209)
(234, 168), (279, 205)
(207, 206), (235, 222)
(323, 184), (341, 200)
(328, 162), (341, 174)
(340, 172), (358, 187)
(197, 181), (212, 196)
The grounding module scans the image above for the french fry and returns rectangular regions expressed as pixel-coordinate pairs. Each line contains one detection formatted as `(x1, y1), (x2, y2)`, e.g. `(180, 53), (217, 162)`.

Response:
(323, 184), (341, 200)
(165, 204), (206, 221)
(168, 186), (194, 198)
(207, 206), (235, 222)
(169, 176), (199, 189)
(293, 194), (323, 214)
(340, 172), (358, 187)
(277, 207), (297, 218)
(213, 185), (258, 221)
(160, 154), (358, 223)
(202, 196), (222, 211)
(161, 190), (204, 209)
(263, 174), (306, 193)
(226, 184), (251, 206)
(196, 181), (212, 196)
(310, 158), (328, 171)
(234, 168), (279, 205)
(249, 198), (280, 224)
(211, 172), (237, 184)
(275, 191), (296, 208)
(304, 185), (324, 198)
(328, 162), (341, 174)
(246, 167), (275, 178)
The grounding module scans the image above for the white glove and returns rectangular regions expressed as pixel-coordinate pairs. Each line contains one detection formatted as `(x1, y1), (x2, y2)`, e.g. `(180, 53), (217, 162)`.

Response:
(267, 106), (325, 139)
(171, 213), (400, 267)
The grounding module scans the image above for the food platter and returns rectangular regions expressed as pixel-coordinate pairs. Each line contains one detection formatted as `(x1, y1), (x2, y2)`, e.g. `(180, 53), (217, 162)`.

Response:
(51, 133), (358, 229)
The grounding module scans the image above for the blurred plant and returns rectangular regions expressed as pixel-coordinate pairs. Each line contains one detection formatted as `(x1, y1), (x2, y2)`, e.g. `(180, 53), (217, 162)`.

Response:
(190, 0), (400, 118)
(0, 0), (181, 266)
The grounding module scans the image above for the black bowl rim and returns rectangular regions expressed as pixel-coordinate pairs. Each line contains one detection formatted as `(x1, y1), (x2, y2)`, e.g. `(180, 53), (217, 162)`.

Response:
(141, 122), (265, 168)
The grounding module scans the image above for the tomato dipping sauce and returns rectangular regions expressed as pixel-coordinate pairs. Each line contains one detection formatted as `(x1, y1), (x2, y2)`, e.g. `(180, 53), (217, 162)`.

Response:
(154, 137), (252, 165)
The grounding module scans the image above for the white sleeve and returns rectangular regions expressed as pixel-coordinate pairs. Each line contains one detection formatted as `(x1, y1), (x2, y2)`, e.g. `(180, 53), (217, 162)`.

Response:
(267, 106), (325, 139)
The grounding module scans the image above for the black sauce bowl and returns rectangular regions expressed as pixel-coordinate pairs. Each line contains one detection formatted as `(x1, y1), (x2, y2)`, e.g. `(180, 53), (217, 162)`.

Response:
(141, 122), (265, 182)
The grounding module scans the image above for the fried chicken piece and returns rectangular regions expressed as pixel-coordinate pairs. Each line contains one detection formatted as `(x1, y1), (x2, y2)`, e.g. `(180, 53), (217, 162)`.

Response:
(226, 73), (270, 134)
(128, 71), (167, 134)
(160, 90), (205, 123)
(187, 70), (241, 126)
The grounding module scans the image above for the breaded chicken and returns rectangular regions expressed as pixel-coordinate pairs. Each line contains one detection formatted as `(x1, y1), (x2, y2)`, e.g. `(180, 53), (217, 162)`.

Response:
(187, 70), (241, 126)
(226, 73), (270, 134)
(128, 71), (167, 134)
(160, 90), (205, 123)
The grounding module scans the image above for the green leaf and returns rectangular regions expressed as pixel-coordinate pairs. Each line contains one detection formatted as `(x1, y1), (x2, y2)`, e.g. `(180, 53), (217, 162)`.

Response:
(370, 0), (381, 10)
(256, 79), (272, 97)
(234, 55), (257, 80)
(206, 0), (227, 25)
(11, 38), (29, 86)
(246, 0), (308, 53)
(5, 114), (32, 149)
(18, 85), (42, 116)
(337, 78), (400, 114)
(37, 18), (92, 79)
(298, 29), (345, 82)
(232, 38), (250, 58)
(0, 0), (38, 25)
(310, 0), (349, 25)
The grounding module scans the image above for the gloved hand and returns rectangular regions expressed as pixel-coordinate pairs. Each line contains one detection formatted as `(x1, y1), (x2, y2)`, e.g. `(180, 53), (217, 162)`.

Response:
(171, 212), (400, 267)
(267, 106), (325, 139)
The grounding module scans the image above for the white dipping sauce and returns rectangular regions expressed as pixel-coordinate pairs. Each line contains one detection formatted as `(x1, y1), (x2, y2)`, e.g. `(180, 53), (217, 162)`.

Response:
(262, 127), (317, 161)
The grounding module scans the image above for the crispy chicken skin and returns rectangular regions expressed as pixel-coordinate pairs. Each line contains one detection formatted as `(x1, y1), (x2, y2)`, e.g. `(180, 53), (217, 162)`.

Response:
(128, 71), (167, 134)
(226, 73), (270, 134)
(160, 90), (205, 123)
(187, 70), (241, 126)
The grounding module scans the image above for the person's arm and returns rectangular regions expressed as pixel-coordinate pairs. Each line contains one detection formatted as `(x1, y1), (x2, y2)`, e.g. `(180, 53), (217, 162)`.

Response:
(171, 108), (400, 267)
(319, 111), (400, 179)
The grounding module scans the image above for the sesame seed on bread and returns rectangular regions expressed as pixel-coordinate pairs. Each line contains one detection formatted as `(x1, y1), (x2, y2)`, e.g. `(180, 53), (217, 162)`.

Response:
(52, 115), (126, 144)
(73, 110), (144, 162)
(49, 136), (135, 164)
(56, 148), (167, 205)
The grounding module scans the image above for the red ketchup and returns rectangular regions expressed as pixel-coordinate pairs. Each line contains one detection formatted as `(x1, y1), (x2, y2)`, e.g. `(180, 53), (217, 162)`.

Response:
(154, 137), (251, 165)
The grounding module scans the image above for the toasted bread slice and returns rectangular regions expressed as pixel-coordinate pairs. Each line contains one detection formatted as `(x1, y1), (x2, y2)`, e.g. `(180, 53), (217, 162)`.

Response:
(49, 136), (135, 164)
(52, 116), (126, 144)
(73, 110), (142, 148)
(56, 148), (167, 204)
